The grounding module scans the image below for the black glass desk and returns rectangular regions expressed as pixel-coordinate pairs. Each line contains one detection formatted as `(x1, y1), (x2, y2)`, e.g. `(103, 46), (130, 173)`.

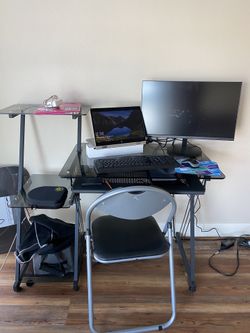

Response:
(59, 143), (225, 292)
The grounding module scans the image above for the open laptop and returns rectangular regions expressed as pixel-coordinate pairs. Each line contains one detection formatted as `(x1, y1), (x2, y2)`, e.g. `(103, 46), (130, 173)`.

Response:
(89, 106), (146, 149)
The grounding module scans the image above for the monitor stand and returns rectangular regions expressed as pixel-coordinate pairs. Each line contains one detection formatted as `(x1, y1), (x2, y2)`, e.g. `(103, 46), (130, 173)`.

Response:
(167, 139), (201, 158)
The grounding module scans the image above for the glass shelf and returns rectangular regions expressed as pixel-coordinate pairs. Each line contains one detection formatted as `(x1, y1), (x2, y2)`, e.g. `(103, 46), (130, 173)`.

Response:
(0, 104), (40, 115)
(0, 104), (84, 118)
(9, 174), (73, 208)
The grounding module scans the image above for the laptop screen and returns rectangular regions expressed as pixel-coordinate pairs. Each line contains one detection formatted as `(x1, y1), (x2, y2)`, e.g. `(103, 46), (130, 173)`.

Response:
(90, 106), (146, 147)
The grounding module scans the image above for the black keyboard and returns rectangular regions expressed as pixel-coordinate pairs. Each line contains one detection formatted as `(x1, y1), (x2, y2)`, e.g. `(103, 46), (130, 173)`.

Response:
(94, 154), (178, 174)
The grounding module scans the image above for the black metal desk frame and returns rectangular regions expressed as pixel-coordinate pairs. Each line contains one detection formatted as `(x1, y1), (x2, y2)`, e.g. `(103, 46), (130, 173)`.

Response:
(0, 104), (84, 291)
(176, 196), (197, 292)
(59, 143), (212, 292)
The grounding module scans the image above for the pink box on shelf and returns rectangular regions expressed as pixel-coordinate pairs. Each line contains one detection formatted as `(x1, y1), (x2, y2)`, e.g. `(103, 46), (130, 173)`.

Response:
(34, 103), (81, 115)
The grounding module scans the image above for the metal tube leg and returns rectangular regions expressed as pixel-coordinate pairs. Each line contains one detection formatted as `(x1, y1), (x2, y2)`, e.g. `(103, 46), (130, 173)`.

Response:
(163, 222), (176, 329)
(13, 208), (22, 291)
(189, 194), (196, 292)
(175, 194), (197, 292)
(86, 234), (98, 333)
(17, 114), (25, 193)
(77, 115), (82, 154)
(73, 194), (80, 291)
(13, 114), (26, 292)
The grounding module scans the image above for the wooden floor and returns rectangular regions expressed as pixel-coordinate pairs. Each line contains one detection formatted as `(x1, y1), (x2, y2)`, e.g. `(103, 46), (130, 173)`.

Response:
(1, 240), (250, 333)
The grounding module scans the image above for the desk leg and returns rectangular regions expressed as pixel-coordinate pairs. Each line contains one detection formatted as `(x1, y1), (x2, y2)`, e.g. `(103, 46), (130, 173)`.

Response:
(73, 193), (82, 291)
(13, 114), (26, 292)
(77, 115), (82, 154)
(176, 194), (196, 292)
(13, 208), (22, 292)
(189, 194), (196, 291)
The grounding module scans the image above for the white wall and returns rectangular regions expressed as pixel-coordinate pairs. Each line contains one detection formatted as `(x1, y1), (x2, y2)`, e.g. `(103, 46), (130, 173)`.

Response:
(0, 0), (250, 236)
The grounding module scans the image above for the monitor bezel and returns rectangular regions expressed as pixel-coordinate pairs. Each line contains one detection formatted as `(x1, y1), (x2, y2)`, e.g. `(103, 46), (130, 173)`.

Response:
(141, 80), (242, 141)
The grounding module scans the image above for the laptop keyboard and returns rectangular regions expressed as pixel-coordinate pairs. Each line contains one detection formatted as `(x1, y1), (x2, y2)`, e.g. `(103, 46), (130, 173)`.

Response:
(94, 154), (178, 174)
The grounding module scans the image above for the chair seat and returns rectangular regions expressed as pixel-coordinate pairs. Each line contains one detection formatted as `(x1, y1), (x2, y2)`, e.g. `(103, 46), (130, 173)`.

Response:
(92, 215), (169, 262)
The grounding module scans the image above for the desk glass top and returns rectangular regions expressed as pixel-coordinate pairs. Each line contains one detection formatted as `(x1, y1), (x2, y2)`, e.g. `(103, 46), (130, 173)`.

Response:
(59, 143), (224, 180)
(59, 143), (226, 195)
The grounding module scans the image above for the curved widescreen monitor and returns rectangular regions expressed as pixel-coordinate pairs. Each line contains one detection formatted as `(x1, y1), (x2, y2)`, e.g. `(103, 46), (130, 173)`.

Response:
(141, 80), (242, 141)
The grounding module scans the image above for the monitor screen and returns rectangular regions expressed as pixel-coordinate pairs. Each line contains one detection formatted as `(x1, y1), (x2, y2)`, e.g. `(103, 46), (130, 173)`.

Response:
(141, 80), (242, 140)
(90, 106), (146, 147)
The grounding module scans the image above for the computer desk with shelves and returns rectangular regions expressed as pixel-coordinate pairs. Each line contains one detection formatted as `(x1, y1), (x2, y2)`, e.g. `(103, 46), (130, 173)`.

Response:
(60, 142), (224, 292)
(0, 104), (84, 291)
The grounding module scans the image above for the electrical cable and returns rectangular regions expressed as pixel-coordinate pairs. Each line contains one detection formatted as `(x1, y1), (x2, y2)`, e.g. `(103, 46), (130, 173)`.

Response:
(0, 233), (17, 272)
(179, 189), (222, 239)
(176, 177), (244, 277)
(194, 195), (221, 239)
(208, 240), (240, 277)
(195, 215), (221, 239)
(179, 195), (192, 237)
(151, 137), (174, 154)
(172, 137), (201, 149)
(0, 196), (13, 232)
(179, 194), (202, 238)
(181, 199), (191, 237)
(0, 214), (28, 273)
(208, 234), (250, 277)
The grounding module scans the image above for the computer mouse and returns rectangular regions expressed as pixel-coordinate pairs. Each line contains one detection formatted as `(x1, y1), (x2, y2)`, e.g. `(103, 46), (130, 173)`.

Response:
(181, 158), (200, 168)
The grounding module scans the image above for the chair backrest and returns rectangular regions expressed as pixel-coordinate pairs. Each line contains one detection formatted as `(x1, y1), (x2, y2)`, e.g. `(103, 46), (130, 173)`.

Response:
(0, 166), (30, 197)
(86, 186), (176, 231)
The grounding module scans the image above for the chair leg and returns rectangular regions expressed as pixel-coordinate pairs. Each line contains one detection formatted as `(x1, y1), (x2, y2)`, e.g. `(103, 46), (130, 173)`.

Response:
(86, 234), (98, 333)
(85, 223), (176, 333)
(162, 222), (176, 330)
(86, 233), (176, 333)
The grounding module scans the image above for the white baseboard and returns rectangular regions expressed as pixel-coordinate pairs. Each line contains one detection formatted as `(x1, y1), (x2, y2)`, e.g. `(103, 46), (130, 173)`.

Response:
(159, 222), (250, 238)
(79, 194), (249, 238)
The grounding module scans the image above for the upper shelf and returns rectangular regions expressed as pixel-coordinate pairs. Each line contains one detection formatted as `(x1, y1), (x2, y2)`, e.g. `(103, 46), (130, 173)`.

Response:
(0, 103), (86, 118)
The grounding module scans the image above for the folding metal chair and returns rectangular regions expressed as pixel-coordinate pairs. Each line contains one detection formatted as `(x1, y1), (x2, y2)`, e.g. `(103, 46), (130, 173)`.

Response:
(85, 185), (177, 333)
